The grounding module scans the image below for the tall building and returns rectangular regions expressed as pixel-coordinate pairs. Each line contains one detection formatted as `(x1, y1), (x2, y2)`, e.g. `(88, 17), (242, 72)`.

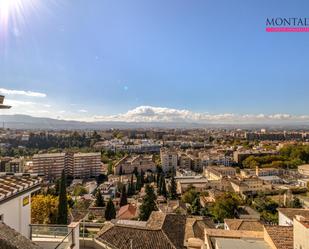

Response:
(32, 153), (71, 180)
(73, 152), (101, 178)
(32, 152), (102, 180)
(160, 148), (178, 173)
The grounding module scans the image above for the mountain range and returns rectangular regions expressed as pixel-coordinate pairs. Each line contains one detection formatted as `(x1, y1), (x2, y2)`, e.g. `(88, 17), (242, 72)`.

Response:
(1, 114), (309, 130)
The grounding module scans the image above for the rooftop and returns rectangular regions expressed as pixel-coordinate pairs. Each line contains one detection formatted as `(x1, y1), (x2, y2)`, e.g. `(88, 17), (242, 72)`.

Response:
(0, 174), (42, 203)
(264, 225), (293, 249)
(214, 238), (271, 249)
(0, 223), (42, 249)
(278, 208), (309, 221)
(97, 212), (186, 249)
(224, 219), (263, 231)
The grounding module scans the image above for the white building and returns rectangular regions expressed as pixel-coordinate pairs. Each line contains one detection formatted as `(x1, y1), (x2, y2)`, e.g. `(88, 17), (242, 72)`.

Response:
(0, 174), (42, 238)
(160, 148), (178, 173)
(278, 208), (309, 226)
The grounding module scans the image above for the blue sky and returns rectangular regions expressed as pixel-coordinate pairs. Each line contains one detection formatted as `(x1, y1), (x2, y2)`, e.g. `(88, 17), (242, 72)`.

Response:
(0, 0), (309, 123)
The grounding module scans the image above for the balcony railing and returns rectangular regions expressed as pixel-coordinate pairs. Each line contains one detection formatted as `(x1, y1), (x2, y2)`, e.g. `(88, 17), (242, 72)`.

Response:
(30, 224), (74, 249)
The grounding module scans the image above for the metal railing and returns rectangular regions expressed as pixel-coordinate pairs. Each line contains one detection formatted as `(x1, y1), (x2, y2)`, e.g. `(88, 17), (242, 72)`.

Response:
(30, 224), (74, 249)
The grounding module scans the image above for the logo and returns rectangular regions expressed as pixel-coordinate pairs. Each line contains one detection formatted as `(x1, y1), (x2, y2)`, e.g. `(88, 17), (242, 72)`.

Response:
(23, 196), (29, 206)
(266, 17), (309, 32)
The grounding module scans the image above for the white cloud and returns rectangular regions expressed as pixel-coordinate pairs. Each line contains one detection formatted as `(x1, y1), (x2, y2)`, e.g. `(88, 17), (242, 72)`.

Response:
(0, 88), (46, 98)
(92, 106), (309, 124)
(2, 102), (309, 124)
(78, 109), (88, 113)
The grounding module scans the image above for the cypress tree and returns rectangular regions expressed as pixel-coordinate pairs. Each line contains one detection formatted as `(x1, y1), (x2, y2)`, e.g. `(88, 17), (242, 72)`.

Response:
(120, 185), (128, 207)
(161, 175), (167, 198)
(95, 190), (105, 207)
(128, 174), (135, 196)
(140, 170), (145, 188)
(119, 165), (123, 176)
(105, 199), (116, 221)
(136, 175), (142, 191)
(169, 170), (177, 200)
(133, 167), (138, 177)
(57, 170), (68, 224)
(139, 184), (157, 221)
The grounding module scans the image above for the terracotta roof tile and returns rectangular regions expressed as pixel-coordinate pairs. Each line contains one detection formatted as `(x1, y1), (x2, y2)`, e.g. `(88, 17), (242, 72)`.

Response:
(264, 225), (293, 249)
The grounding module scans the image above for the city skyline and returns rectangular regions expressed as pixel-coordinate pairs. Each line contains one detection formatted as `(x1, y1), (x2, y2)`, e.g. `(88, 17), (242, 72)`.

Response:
(1, 0), (309, 123)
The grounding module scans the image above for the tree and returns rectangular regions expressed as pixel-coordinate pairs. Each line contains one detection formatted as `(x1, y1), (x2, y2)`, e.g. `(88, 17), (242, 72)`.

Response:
(31, 195), (58, 224)
(181, 186), (198, 205)
(95, 190), (105, 207)
(140, 170), (145, 188)
(105, 199), (116, 221)
(107, 163), (113, 175)
(119, 165), (123, 175)
(291, 197), (302, 208)
(211, 193), (241, 222)
(120, 185), (128, 207)
(128, 174), (135, 196)
(169, 170), (177, 200)
(161, 175), (167, 198)
(139, 185), (157, 221)
(96, 174), (107, 185)
(72, 185), (88, 196)
(136, 175), (142, 191)
(191, 196), (202, 215)
(57, 170), (68, 224)
(133, 167), (138, 177)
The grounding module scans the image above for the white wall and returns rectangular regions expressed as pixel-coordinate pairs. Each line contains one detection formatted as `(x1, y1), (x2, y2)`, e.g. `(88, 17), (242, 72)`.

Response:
(0, 187), (40, 238)
(278, 212), (293, 226)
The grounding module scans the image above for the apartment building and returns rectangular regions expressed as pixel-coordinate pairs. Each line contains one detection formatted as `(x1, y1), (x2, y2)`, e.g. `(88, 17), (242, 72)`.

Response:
(178, 153), (191, 169)
(32, 153), (70, 180)
(204, 166), (236, 180)
(73, 153), (101, 178)
(229, 177), (272, 194)
(240, 167), (282, 178)
(0, 157), (24, 173)
(160, 148), (178, 173)
(114, 155), (156, 175)
(33, 152), (101, 180)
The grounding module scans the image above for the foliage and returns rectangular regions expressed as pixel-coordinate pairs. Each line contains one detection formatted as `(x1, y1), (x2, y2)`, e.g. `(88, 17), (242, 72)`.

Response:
(191, 196), (202, 215)
(210, 193), (242, 222)
(119, 185), (128, 207)
(169, 170), (177, 200)
(96, 174), (107, 185)
(95, 190), (105, 207)
(252, 196), (279, 224)
(139, 185), (157, 221)
(160, 175), (167, 198)
(291, 197), (302, 208)
(181, 186), (198, 205)
(105, 199), (116, 221)
(242, 144), (309, 169)
(72, 185), (88, 196)
(31, 195), (58, 224)
(57, 170), (68, 224)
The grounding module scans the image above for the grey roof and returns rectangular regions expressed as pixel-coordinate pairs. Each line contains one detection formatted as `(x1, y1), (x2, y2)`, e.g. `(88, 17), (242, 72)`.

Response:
(0, 223), (42, 249)
(214, 238), (271, 249)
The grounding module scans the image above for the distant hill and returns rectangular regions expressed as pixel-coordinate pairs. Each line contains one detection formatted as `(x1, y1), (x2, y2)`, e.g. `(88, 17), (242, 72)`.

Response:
(0, 114), (309, 130)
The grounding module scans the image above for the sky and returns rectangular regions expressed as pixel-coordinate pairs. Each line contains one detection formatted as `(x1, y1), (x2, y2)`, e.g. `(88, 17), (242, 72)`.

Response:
(0, 0), (309, 123)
